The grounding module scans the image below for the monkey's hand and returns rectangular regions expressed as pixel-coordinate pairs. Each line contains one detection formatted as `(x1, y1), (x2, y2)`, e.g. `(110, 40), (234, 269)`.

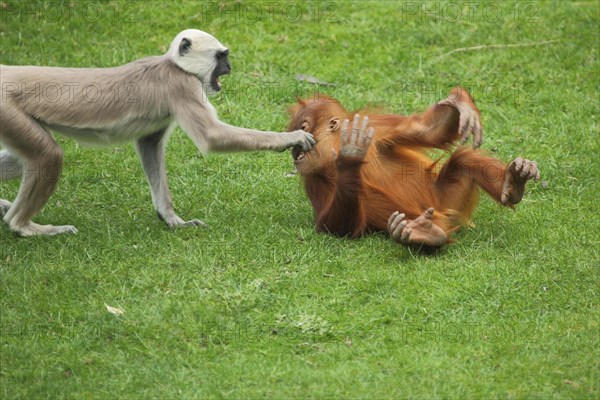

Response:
(438, 87), (483, 148)
(282, 130), (315, 152)
(339, 114), (374, 160)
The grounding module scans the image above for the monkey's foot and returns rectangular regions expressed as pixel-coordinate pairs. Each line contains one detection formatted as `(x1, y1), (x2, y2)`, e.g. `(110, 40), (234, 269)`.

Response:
(0, 199), (11, 218)
(174, 219), (207, 228)
(387, 208), (447, 248)
(501, 157), (540, 206)
(10, 222), (78, 237)
(160, 213), (207, 229)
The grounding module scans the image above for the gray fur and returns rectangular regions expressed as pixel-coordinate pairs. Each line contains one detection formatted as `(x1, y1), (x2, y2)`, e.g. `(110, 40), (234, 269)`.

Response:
(0, 29), (314, 236)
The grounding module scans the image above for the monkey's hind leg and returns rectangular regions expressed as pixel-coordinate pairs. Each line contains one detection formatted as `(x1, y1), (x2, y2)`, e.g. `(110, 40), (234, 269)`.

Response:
(0, 199), (11, 218)
(0, 149), (23, 217)
(0, 149), (22, 181)
(387, 208), (448, 248)
(1, 110), (77, 237)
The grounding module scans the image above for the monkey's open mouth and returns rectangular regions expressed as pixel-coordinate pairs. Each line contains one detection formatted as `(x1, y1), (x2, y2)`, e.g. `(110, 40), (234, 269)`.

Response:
(210, 70), (230, 92)
(211, 77), (222, 92)
(292, 147), (306, 161)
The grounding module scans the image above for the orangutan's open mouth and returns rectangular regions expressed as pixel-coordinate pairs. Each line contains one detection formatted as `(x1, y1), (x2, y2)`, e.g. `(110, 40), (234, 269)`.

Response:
(292, 146), (306, 161)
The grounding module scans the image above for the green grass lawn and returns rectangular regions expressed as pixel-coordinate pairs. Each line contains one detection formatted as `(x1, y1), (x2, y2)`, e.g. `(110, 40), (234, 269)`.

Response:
(1, 0), (598, 398)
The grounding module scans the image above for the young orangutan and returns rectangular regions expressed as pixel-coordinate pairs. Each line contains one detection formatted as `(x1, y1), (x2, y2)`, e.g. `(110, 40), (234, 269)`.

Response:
(287, 87), (540, 248)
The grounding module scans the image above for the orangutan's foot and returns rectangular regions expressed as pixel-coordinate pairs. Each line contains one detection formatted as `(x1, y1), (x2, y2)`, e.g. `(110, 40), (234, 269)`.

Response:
(501, 157), (540, 205)
(388, 208), (447, 248)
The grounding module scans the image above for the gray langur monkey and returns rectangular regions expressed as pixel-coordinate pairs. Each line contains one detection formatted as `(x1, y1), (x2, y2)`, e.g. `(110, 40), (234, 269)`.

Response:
(0, 29), (315, 237)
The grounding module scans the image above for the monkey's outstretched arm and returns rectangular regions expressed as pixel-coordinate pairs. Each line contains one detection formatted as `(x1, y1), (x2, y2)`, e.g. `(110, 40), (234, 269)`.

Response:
(210, 122), (315, 152)
(173, 99), (315, 153)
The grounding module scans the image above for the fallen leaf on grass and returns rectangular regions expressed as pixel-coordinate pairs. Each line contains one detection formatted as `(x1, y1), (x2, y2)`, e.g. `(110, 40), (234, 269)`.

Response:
(105, 304), (124, 316)
(563, 379), (580, 388)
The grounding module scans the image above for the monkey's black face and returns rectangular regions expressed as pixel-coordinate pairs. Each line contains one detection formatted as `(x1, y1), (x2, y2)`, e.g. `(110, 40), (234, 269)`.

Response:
(211, 49), (231, 92)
